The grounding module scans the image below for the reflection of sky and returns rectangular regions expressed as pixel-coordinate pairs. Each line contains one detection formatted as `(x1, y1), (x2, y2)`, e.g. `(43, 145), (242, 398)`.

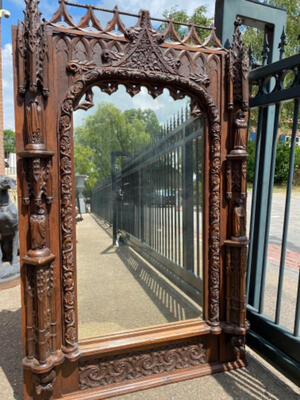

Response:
(74, 86), (189, 128)
(3, 0), (215, 130)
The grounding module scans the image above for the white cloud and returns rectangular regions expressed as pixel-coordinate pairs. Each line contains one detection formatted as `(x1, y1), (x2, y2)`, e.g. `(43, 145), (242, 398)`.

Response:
(2, 43), (14, 131)
(98, 0), (215, 18)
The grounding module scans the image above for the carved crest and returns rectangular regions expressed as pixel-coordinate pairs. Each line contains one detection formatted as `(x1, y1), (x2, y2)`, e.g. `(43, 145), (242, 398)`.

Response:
(113, 10), (177, 73)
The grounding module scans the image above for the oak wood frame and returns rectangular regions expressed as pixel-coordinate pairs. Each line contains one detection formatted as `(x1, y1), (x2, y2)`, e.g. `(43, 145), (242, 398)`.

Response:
(13, 1), (249, 399)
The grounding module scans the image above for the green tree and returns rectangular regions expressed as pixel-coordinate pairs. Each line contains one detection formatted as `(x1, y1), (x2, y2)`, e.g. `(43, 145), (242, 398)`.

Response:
(74, 103), (159, 193)
(247, 139), (256, 183)
(124, 109), (161, 141)
(74, 144), (98, 195)
(274, 141), (290, 184)
(159, 6), (213, 42)
(294, 146), (300, 185)
(242, 0), (299, 132)
(3, 129), (16, 156)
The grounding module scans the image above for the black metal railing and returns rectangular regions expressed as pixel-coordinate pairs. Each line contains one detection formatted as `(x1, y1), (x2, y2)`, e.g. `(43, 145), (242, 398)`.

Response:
(91, 116), (204, 301)
(247, 37), (300, 382)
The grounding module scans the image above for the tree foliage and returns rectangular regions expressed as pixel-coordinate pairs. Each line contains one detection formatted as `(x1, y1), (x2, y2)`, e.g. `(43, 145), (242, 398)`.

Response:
(3, 129), (16, 156)
(74, 103), (160, 195)
(159, 6), (213, 42)
(242, 0), (299, 132)
(247, 139), (300, 185)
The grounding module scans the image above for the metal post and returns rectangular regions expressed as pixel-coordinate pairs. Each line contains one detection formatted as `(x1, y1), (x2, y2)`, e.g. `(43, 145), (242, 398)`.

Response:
(182, 125), (194, 272)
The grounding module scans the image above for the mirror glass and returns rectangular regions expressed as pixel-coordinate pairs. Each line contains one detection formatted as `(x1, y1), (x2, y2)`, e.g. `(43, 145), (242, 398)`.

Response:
(74, 85), (204, 340)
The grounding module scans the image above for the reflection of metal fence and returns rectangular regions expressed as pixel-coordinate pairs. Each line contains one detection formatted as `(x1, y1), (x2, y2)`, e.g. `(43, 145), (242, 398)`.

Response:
(247, 49), (300, 381)
(91, 117), (203, 300)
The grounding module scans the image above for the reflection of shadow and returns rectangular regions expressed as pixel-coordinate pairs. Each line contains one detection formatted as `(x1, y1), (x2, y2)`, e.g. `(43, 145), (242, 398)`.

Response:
(0, 308), (23, 400)
(91, 214), (112, 238)
(101, 245), (115, 254)
(116, 245), (201, 323)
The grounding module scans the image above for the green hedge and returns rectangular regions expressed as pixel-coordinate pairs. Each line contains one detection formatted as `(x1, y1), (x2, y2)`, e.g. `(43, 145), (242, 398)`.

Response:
(247, 139), (300, 185)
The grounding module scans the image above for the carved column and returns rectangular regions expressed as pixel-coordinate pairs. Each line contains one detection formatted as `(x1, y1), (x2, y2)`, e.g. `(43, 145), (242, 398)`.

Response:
(224, 19), (249, 355)
(16, 1), (63, 396)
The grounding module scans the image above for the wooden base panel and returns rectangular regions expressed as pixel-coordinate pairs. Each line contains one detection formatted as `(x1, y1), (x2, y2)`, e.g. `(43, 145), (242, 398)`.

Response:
(59, 360), (247, 400)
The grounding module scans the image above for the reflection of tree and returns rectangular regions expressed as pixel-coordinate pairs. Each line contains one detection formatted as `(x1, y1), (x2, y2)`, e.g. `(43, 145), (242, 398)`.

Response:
(74, 102), (159, 195)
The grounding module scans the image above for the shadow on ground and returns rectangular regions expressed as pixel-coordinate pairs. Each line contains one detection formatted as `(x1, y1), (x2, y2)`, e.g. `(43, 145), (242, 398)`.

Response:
(0, 308), (23, 400)
(116, 244), (201, 322)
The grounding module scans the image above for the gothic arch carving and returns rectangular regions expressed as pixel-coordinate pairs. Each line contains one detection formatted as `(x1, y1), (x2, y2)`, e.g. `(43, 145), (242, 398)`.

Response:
(59, 63), (221, 353)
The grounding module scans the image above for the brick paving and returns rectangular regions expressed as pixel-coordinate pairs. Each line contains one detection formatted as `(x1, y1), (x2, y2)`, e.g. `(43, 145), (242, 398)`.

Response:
(268, 244), (300, 271)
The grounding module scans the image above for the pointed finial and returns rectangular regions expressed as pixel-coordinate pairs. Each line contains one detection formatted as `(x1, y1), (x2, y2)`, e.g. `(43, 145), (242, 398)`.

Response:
(278, 27), (287, 60)
(262, 33), (270, 66)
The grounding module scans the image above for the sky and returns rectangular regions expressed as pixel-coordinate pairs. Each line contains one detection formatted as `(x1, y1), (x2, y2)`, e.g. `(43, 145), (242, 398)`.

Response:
(2, 0), (216, 131)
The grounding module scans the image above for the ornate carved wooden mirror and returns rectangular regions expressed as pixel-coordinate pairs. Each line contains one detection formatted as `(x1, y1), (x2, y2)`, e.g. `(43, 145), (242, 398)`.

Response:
(13, 1), (249, 399)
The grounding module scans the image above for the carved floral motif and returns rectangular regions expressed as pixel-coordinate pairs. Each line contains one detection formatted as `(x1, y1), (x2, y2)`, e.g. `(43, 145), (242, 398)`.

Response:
(79, 341), (206, 390)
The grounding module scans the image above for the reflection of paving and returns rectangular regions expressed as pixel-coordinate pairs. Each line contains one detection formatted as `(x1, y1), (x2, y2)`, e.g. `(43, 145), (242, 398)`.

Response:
(77, 214), (201, 340)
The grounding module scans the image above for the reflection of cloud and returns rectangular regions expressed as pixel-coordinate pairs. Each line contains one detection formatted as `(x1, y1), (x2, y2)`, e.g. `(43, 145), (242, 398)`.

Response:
(132, 87), (163, 111)
(74, 85), (189, 128)
(2, 44), (14, 130)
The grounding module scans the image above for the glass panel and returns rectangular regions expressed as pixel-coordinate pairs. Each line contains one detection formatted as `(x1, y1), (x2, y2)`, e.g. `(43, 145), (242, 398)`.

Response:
(74, 85), (204, 340)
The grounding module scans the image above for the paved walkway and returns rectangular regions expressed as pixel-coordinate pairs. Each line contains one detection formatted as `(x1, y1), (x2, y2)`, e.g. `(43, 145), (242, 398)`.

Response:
(0, 213), (299, 399)
(0, 281), (299, 399)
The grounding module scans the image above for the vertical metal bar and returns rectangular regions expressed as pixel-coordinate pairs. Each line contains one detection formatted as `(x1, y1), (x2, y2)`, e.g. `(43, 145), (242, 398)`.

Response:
(153, 162), (156, 251)
(247, 107), (263, 301)
(178, 146), (182, 266)
(164, 154), (167, 258)
(160, 157), (162, 253)
(174, 149), (178, 264)
(196, 137), (200, 277)
(275, 99), (299, 324)
(168, 149), (171, 260)
(294, 271), (300, 337)
(176, 145), (180, 264)
(158, 157), (161, 254)
(183, 127), (194, 272)
(171, 150), (174, 261)
(259, 102), (281, 313)
(140, 169), (144, 242)
(149, 167), (152, 247)
(111, 153), (117, 245)
(248, 103), (278, 309)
